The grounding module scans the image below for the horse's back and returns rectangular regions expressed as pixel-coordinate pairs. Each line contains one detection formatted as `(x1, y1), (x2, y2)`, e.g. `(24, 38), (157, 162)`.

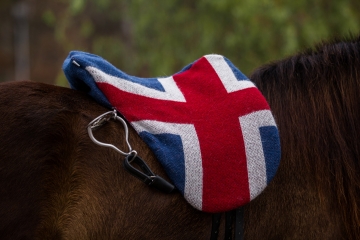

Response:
(0, 81), (211, 239)
(0, 81), (106, 239)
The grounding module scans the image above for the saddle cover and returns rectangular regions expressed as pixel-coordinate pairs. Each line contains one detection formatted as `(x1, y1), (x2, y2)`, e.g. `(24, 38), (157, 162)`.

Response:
(63, 51), (281, 213)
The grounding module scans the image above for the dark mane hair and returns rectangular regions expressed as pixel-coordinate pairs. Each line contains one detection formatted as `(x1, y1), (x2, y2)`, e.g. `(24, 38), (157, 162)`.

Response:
(250, 35), (360, 238)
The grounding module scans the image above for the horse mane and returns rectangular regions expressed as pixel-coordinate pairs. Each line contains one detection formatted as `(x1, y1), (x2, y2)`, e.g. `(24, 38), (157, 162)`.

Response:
(250, 35), (360, 238)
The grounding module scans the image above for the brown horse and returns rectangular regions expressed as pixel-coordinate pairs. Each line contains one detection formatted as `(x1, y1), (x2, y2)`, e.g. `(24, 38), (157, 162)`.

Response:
(1, 35), (360, 239)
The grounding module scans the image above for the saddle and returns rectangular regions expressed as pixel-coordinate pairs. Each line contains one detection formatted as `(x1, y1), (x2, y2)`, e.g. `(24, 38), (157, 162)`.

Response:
(63, 52), (281, 213)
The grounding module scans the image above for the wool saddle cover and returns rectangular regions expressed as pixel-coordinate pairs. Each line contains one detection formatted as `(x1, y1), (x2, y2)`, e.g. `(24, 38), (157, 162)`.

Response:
(63, 51), (281, 213)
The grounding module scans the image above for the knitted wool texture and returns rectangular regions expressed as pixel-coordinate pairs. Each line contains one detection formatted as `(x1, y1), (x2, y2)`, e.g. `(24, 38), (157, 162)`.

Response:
(63, 51), (281, 213)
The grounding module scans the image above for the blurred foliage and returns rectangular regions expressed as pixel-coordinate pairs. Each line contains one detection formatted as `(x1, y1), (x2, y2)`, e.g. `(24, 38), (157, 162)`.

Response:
(41, 0), (360, 86)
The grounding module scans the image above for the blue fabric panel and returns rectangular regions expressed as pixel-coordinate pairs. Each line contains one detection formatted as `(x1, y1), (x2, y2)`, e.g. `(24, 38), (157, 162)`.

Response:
(259, 126), (281, 184)
(139, 132), (186, 194)
(223, 57), (249, 81)
(62, 52), (112, 109)
(63, 51), (165, 96)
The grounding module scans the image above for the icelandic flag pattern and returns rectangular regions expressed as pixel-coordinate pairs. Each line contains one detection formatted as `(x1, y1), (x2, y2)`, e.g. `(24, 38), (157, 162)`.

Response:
(63, 51), (281, 213)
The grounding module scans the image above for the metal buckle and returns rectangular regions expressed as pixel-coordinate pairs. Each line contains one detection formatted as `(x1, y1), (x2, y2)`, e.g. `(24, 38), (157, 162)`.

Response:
(87, 110), (175, 194)
(87, 110), (133, 156)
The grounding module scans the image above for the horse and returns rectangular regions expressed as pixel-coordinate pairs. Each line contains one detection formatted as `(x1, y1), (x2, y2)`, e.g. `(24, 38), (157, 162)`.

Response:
(1, 35), (360, 239)
(248, 35), (360, 239)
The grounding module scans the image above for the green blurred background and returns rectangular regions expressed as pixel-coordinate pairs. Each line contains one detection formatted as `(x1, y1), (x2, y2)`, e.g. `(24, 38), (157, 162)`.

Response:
(1, 0), (360, 86)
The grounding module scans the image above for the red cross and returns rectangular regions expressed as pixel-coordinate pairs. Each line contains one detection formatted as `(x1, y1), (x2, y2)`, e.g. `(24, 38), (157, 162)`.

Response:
(97, 57), (269, 211)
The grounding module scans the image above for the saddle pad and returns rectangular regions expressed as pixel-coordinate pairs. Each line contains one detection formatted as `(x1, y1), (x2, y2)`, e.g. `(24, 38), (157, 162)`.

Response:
(63, 51), (281, 213)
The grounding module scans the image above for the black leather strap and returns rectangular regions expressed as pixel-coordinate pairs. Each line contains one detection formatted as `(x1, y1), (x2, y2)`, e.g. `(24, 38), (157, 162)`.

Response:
(210, 207), (244, 240)
(234, 207), (244, 240)
(225, 211), (234, 239)
(123, 154), (175, 193)
(210, 213), (222, 240)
